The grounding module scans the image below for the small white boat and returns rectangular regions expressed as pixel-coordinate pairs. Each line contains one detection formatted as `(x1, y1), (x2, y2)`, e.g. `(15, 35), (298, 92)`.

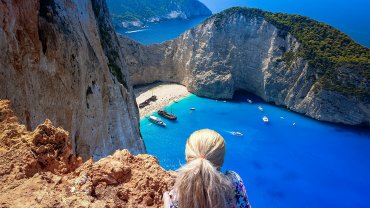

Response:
(292, 122), (296, 126)
(262, 116), (269, 123)
(148, 116), (166, 127)
(247, 99), (253, 104)
(231, 131), (243, 136)
(223, 101), (227, 103)
(258, 106), (264, 111)
(190, 107), (196, 110)
(280, 116), (285, 119)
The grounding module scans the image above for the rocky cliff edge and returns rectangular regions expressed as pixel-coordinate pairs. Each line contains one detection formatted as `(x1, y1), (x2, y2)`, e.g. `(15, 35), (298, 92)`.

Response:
(0, 100), (174, 207)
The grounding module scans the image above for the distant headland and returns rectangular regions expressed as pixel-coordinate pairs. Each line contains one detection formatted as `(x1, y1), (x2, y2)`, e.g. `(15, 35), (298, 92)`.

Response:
(107, 0), (212, 29)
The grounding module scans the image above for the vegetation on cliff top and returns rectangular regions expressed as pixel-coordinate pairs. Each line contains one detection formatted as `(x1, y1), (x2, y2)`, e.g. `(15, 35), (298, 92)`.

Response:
(210, 7), (370, 95)
(106, 0), (211, 22)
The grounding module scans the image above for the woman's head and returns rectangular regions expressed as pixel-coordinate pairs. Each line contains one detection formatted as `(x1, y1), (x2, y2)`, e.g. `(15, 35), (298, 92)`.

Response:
(173, 129), (232, 208)
(185, 129), (226, 169)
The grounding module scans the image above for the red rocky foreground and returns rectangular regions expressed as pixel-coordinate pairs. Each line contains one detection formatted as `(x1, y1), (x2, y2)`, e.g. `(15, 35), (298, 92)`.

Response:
(0, 100), (175, 207)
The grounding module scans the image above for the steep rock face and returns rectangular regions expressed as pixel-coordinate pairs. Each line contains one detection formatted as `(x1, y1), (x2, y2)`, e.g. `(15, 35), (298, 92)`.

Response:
(0, 100), (175, 207)
(119, 11), (370, 126)
(119, 36), (183, 85)
(0, 0), (145, 160)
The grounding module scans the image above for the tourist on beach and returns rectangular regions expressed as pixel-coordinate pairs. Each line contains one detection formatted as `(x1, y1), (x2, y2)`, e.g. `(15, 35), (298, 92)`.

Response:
(163, 129), (252, 208)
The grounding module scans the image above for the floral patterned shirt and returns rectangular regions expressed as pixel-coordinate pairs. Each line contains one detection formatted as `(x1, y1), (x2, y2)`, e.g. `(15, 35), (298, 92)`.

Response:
(167, 171), (251, 208)
(225, 171), (252, 208)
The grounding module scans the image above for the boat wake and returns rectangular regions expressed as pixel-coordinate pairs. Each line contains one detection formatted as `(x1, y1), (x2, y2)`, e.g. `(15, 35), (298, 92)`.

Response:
(225, 130), (244, 136)
(125, 29), (149, 34)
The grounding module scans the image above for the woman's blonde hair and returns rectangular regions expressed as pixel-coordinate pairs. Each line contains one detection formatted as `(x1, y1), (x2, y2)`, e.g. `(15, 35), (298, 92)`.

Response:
(173, 129), (233, 208)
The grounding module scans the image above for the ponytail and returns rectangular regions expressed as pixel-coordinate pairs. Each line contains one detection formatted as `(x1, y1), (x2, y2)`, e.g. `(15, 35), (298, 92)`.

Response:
(173, 129), (233, 208)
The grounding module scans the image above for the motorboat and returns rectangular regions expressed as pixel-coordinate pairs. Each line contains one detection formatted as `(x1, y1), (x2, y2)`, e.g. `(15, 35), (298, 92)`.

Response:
(148, 116), (166, 127)
(247, 99), (253, 104)
(190, 107), (196, 110)
(231, 131), (243, 136)
(262, 116), (269, 123)
(158, 109), (177, 120)
(258, 106), (264, 111)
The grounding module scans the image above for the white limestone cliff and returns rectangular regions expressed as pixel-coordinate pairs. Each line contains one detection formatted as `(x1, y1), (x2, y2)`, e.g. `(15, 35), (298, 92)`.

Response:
(0, 0), (145, 160)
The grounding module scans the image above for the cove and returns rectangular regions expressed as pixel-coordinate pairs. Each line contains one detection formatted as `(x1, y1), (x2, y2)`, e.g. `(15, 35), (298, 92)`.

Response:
(140, 92), (370, 208)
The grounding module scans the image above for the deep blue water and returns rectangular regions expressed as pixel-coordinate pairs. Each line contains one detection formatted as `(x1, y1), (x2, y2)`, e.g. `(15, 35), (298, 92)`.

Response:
(116, 17), (208, 45)
(140, 93), (370, 208)
(116, 0), (370, 47)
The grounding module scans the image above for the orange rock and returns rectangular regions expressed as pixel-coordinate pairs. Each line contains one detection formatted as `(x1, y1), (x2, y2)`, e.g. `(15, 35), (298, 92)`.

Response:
(0, 100), (175, 207)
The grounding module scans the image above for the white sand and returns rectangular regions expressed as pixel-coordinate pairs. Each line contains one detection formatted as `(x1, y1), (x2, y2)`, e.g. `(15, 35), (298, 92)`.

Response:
(134, 82), (190, 118)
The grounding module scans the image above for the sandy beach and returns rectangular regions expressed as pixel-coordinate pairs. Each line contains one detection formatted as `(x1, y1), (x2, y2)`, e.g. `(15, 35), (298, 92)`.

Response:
(134, 82), (190, 118)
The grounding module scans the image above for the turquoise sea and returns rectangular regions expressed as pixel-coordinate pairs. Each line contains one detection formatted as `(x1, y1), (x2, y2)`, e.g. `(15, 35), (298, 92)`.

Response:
(118, 0), (370, 47)
(140, 93), (370, 208)
(121, 0), (370, 207)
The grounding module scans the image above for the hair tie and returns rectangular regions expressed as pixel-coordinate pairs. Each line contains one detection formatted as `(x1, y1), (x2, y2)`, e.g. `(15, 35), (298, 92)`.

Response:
(198, 155), (207, 159)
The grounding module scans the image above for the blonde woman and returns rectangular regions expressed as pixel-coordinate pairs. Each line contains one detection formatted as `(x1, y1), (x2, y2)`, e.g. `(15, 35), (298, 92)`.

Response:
(163, 129), (252, 208)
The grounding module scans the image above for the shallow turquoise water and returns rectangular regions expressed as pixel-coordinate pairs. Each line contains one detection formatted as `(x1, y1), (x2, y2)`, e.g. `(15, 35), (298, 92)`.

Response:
(140, 92), (370, 208)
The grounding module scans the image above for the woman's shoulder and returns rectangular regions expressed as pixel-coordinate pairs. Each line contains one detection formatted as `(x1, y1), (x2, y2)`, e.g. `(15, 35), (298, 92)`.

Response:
(224, 171), (252, 208)
(225, 171), (243, 180)
(224, 170), (246, 192)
